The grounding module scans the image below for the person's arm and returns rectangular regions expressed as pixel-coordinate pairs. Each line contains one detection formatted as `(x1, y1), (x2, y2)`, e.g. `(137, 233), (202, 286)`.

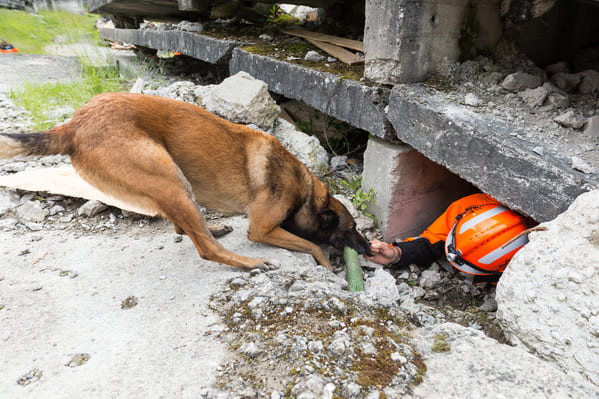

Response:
(391, 238), (445, 268)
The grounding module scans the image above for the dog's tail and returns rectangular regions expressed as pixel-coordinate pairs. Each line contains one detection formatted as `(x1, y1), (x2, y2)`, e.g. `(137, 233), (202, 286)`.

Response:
(0, 126), (73, 159)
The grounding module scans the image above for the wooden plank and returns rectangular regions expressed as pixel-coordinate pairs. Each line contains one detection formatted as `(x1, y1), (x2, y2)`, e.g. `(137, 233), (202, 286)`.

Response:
(281, 27), (363, 52)
(305, 38), (364, 66)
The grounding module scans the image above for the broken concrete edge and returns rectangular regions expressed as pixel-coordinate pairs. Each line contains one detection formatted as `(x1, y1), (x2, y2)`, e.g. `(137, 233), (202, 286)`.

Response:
(387, 85), (599, 222)
(98, 27), (239, 64)
(229, 48), (393, 138)
(95, 26), (597, 222)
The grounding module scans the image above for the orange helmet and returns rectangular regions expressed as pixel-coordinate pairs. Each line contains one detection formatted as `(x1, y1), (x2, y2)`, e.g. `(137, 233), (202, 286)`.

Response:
(445, 204), (529, 276)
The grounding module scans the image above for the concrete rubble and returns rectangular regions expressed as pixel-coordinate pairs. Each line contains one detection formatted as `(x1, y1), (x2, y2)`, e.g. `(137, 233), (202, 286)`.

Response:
(497, 189), (599, 386)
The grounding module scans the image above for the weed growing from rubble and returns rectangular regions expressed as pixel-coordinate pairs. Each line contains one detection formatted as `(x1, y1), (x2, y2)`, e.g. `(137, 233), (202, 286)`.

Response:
(340, 176), (376, 222)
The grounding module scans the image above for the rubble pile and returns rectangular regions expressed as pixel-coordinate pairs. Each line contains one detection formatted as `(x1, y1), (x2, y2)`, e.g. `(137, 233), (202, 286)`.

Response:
(433, 41), (598, 177)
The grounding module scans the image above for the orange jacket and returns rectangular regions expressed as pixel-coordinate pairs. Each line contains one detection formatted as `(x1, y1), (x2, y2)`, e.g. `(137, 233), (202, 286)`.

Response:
(392, 193), (501, 269)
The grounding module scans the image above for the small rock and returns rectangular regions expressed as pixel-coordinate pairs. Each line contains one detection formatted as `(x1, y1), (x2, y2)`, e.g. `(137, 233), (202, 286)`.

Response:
(17, 369), (42, 386)
(545, 61), (569, 75)
(554, 111), (586, 129)
(550, 72), (581, 93)
(0, 190), (19, 216)
(479, 297), (498, 312)
(501, 72), (542, 92)
(78, 200), (107, 217)
(583, 115), (599, 137)
(533, 146), (545, 156)
(304, 50), (325, 62)
(177, 20), (203, 32)
(16, 201), (49, 223)
(571, 157), (594, 174)
(0, 218), (18, 230)
(545, 92), (569, 108)
(464, 93), (482, 106)
(65, 353), (90, 367)
(173, 234), (183, 243)
(49, 204), (65, 216)
(420, 269), (442, 289)
(330, 155), (348, 172)
(391, 352), (407, 364)
(518, 86), (548, 107)
(239, 342), (261, 358)
(575, 69), (599, 95)
(25, 222), (43, 231)
(121, 296), (138, 309)
(259, 34), (273, 41)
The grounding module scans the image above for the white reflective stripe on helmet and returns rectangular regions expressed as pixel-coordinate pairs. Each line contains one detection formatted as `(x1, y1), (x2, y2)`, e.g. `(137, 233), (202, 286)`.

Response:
(458, 206), (508, 234)
(478, 234), (529, 265)
(450, 259), (494, 275)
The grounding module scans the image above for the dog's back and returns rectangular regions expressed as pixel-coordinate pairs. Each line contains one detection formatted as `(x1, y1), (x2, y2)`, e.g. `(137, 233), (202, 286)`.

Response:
(0, 92), (371, 270)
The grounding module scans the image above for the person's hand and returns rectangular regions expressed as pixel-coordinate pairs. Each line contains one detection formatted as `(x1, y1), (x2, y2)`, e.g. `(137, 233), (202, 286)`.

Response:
(366, 239), (401, 265)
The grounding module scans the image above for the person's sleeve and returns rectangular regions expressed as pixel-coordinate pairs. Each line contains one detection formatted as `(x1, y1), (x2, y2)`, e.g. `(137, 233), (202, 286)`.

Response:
(391, 238), (445, 268)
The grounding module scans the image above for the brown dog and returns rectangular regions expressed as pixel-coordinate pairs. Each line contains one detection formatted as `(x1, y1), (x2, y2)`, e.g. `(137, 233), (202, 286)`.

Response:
(0, 93), (372, 270)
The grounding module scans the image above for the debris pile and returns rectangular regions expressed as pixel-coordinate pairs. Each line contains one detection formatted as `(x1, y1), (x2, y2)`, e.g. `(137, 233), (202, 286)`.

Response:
(432, 41), (598, 177)
(207, 265), (425, 398)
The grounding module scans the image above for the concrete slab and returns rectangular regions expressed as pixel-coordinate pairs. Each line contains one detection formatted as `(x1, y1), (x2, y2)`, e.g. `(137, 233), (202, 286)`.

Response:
(230, 48), (393, 138)
(387, 85), (598, 222)
(0, 215), (315, 398)
(98, 27), (239, 64)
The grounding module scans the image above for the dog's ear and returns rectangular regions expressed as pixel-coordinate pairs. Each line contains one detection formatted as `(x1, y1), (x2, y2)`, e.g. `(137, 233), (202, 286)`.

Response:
(312, 177), (329, 209)
(318, 209), (339, 230)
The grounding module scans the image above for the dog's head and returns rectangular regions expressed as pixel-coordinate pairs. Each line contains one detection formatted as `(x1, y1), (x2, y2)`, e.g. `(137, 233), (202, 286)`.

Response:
(282, 181), (373, 257)
(316, 195), (373, 257)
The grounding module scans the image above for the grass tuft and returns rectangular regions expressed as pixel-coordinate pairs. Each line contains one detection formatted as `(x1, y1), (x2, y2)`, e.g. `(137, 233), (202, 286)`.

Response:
(0, 9), (101, 54)
(10, 66), (126, 131)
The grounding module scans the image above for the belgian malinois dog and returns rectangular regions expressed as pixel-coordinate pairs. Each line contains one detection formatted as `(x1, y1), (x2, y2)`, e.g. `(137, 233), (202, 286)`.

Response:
(0, 93), (372, 270)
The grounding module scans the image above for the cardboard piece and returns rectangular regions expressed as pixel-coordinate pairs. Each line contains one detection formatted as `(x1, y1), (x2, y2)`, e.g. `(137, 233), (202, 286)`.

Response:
(0, 166), (158, 216)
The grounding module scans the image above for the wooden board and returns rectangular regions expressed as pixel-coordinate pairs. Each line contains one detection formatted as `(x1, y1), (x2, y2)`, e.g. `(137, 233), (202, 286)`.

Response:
(0, 166), (158, 216)
(305, 38), (364, 66)
(281, 27), (364, 52)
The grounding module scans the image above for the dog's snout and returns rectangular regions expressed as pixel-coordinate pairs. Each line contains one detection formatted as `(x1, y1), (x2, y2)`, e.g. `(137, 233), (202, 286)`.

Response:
(346, 229), (373, 257)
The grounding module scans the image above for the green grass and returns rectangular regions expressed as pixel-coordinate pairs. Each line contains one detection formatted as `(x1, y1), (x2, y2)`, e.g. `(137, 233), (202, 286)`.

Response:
(0, 8), (101, 54)
(11, 66), (127, 131)
(2, 9), (129, 130)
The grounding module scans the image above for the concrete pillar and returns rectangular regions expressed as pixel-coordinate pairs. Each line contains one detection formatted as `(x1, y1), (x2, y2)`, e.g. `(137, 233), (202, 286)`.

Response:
(364, 0), (501, 84)
(362, 137), (477, 242)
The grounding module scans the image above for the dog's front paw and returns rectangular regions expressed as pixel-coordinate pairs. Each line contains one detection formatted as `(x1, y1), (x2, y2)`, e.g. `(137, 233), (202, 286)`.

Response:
(247, 259), (280, 272)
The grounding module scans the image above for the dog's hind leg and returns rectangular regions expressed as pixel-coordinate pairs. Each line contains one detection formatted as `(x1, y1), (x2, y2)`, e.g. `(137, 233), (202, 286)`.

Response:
(174, 223), (232, 238)
(72, 138), (274, 271)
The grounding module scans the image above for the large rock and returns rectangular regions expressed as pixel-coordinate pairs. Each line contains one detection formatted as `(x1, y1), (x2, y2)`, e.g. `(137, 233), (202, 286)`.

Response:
(496, 189), (599, 385)
(269, 118), (329, 178)
(410, 323), (599, 398)
(194, 71), (280, 130)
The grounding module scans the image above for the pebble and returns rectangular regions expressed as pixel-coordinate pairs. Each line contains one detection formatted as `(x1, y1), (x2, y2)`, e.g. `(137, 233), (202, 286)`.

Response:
(304, 50), (325, 62)
(464, 93), (482, 106)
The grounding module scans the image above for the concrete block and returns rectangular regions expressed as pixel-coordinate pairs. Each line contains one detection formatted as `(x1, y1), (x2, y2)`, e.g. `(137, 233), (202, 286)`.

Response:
(386, 85), (598, 222)
(364, 0), (501, 84)
(97, 28), (238, 64)
(362, 137), (476, 242)
(230, 48), (394, 139)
